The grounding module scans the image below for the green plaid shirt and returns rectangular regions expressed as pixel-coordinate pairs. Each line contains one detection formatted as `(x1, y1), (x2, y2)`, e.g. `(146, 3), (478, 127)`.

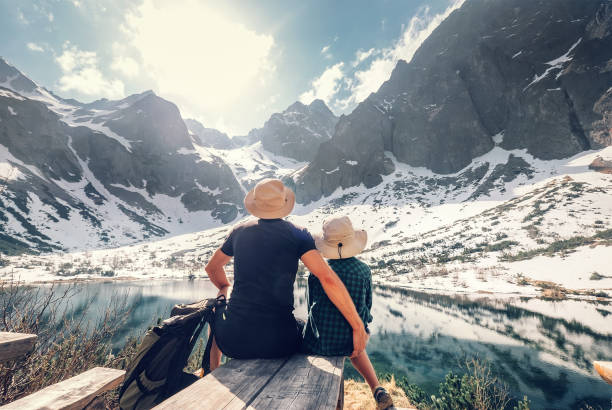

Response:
(302, 257), (373, 356)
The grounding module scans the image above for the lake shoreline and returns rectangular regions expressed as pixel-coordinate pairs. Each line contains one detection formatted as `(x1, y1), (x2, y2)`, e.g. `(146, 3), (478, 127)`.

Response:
(5, 274), (610, 304)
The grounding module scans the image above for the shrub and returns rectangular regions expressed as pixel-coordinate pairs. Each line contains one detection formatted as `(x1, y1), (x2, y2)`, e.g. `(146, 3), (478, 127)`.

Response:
(486, 241), (519, 252)
(540, 288), (566, 300)
(0, 280), (136, 406)
(515, 274), (529, 286)
(395, 358), (529, 410)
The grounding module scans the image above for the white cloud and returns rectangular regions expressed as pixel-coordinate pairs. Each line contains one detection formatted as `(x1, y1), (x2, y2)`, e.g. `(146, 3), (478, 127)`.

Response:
(26, 42), (44, 52)
(55, 42), (124, 99)
(352, 48), (376, 67)
(72, 1), (81, 7)
(123, 0), (275, 109)
(299, 62), (344, 105)
(302, 0), (465, 113)
(111, 56), (140, 78)
(17, 10), (29, 25)
(110, 42), (140, 78)
(48, 12), (54, 22)
(341, 0), (465, 108)
(321, 44), (333, 59)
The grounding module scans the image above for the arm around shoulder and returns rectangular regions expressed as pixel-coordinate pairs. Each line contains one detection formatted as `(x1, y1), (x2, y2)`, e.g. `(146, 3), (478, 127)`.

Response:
(301, 249), (369, 357)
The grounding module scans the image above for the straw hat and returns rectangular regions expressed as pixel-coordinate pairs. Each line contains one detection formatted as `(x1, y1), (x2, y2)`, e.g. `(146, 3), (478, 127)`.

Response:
(244, 178), (295, 219)
(314, 216), (367, 259)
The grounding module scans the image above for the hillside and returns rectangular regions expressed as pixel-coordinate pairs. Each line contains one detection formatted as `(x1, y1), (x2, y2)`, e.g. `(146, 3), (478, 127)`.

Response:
(295, 0), (612, 204)
(0, 58), (244, 251)
(0, 0), (610, 295)
(3, 144), (610, 298)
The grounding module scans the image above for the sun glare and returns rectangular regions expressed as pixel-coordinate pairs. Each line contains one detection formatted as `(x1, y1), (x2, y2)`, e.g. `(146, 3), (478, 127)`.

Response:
(124, 0), (275, 112)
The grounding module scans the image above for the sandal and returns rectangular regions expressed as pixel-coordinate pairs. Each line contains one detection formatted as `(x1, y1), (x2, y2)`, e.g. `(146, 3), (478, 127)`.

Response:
(374, 386), (394, 410)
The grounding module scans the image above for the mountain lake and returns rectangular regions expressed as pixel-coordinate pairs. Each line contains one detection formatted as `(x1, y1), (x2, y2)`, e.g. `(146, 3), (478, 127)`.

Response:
(37, 279), (612, 409)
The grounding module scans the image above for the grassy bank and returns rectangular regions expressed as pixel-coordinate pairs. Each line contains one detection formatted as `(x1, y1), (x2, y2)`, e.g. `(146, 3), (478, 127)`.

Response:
(343, 358), (531, 410)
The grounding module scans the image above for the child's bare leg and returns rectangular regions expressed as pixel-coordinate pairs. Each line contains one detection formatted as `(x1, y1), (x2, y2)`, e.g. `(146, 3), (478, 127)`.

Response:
(210, 336), (222, 371)
(350, 350), (380, 393)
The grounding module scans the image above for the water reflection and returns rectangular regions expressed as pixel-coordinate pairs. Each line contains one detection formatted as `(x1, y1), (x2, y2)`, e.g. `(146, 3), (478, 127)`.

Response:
(46, 279), (612, 409)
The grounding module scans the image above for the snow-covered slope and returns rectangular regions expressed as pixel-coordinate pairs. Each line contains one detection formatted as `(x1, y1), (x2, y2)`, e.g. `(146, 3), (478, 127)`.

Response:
(4, 144), (610, 298)
(0, 58), (243, 252)
(206, 141), (307, 191)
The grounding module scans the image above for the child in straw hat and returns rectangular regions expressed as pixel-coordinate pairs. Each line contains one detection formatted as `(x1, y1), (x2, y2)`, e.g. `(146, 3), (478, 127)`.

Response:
(303, 216), (394, 410)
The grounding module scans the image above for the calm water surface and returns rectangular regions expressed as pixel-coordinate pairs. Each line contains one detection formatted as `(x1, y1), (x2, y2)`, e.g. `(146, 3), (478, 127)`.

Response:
(48, 279), (612, 409)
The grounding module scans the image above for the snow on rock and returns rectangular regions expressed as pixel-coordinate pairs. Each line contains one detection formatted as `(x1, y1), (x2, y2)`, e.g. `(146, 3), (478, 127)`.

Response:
(3, 145), (610, 299)
(492, 131), (504, 145)
(524, 37), (582, 90)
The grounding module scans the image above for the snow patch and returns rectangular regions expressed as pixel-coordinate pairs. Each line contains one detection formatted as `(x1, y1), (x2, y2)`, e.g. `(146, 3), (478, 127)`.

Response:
(524, 38), (582, 90)
(0, 89), (25, 101)
(492, 131), (504, 145)
(63, 113), (134, 152)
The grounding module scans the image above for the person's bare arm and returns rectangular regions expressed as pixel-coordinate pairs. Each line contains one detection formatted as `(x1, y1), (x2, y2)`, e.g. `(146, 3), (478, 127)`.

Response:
(205, 248), (232, 298)
(301, 249), (369, 358)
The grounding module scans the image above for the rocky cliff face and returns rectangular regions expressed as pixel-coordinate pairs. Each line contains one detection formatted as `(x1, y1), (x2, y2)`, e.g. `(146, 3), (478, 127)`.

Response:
(184, 118), (234, 149)
(247, 99), (338, 161)
(0, 58), (243, 251)
(294, 0), (612, 204)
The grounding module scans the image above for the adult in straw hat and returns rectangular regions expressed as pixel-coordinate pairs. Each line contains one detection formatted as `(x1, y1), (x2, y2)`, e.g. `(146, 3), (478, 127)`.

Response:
(204, 178), (369, 368)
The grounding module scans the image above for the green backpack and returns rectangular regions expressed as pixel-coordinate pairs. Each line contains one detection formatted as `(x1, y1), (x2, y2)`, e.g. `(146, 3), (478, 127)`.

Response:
(119, 297), (224, 410)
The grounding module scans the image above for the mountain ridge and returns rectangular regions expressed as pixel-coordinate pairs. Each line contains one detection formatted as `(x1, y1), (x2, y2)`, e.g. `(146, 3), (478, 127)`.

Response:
(0, 58), (244, 251)
(294, 0), (612, 204)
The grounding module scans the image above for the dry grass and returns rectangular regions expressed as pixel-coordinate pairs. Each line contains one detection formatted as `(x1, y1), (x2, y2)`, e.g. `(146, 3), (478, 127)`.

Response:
(344, 376), (415, 410)
(540, 288), (566, 300)
(0, 280), (136, 406)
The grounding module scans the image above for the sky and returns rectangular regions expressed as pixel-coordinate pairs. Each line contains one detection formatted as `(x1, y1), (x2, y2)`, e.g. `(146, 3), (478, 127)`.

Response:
(0, 0), (463, 135)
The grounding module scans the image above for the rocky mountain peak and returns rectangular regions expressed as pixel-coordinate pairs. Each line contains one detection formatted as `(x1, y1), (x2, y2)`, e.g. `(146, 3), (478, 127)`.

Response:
(294, 0), (612, 204)
(184, 118), (233, 149)
(248, 99), (339, 161)
(285, 100), (307, 113)
(0, 57), (44, 96)
(307, 98), (335, 115)
(0, 65), (245, 251)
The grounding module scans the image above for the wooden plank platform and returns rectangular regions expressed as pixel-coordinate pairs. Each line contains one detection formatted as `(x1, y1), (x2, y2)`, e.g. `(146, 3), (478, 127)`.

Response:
(1, 367), (125, 410)
(594, 361), (612, 385)
(154, 358), (287, 410)
(154, 355), (344, 410)
(0, 332), (37, 362)
(247, 355), (344, 410)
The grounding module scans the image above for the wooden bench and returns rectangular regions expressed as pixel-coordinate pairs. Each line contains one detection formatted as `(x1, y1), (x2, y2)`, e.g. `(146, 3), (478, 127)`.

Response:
(594, 361), (612, 385)
(154, 354), (345, 409)
(0, 332), (37, 362)
(0, 367), (125, 410)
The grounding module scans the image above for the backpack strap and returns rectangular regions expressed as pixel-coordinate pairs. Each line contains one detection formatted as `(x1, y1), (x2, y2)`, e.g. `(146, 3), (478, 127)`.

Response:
(201, 295), (227, 375)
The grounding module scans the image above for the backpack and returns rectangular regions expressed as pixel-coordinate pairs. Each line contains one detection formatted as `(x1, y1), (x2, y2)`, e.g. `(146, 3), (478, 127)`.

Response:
(118, 296), (225, 410)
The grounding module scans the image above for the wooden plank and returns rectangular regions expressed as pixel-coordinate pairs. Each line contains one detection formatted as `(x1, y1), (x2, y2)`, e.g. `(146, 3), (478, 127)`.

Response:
(154, 358), (288, 410)
(0, 332), (37, 362)
(1, 367), (125, 410)
(246, 355), (345, 410)
(594, 361), (612, 385)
